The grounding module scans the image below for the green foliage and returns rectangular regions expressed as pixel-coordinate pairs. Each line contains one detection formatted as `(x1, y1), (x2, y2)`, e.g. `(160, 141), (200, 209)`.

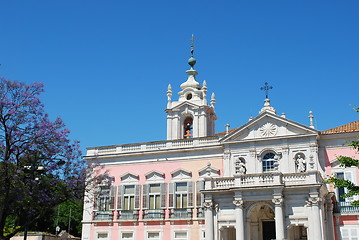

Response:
(54, 199), (83, 237)
(327, 106), (359, 206)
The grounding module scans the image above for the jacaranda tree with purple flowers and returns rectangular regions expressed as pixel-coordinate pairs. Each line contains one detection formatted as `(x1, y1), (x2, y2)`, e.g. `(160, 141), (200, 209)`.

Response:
(0, 78), (83, 240)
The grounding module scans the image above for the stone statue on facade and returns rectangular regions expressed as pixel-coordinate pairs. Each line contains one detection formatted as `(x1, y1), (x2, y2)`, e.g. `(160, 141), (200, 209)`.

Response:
(296, 154), (306, 172)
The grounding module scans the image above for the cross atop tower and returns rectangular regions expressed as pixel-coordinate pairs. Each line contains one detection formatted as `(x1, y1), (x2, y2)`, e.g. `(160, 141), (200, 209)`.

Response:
(190, 34), (195, 57)
(260, 82), (273, 99)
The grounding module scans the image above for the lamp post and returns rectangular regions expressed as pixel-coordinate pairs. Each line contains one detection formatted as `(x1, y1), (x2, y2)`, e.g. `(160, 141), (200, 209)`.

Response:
(23, 161), (45, 240)
(22, 153), (66, 240)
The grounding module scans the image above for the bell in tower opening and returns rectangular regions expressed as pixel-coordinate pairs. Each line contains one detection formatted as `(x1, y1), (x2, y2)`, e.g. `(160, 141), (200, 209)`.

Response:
(183, 117), (193, 138)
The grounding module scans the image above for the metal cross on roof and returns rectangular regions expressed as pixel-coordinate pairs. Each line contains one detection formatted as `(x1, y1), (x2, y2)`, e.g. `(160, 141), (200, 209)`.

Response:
(260, 82), (273, 99)
(190, 34), (195, 56)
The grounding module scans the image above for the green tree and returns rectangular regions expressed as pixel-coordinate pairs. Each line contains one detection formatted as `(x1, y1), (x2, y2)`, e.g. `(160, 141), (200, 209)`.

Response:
(0, 78), (84, 240)
(328, 107), (359, 206)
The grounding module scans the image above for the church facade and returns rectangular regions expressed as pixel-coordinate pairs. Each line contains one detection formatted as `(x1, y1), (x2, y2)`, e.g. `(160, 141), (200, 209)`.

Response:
(81, 51), (359, 240)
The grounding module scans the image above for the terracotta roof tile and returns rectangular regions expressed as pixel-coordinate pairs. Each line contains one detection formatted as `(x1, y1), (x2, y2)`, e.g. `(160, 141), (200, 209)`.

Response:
(321, 120), (359, 135)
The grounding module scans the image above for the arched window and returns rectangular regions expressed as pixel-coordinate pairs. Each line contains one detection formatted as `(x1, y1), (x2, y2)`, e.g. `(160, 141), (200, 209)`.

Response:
(183, 117), (193, 138)
(262, 152), (276, 172)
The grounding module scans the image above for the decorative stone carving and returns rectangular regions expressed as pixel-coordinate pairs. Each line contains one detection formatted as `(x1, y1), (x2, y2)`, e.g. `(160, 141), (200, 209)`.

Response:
(295, 153), (306, 173)
(272, 197), (283, 206)
(204, 199), (214, 210)
(235, 157), (246, 175)
(259, 122), (278, 137)
(306, 197), (321, 206)
(309, 155), (315, 170)
(233, 197), (244, 207)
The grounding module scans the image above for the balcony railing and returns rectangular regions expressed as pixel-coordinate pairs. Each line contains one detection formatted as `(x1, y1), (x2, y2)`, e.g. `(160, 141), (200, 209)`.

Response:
(87, 137), (220, 156)
(334, 202), (359, 214)
(117, 210), (139, 220)
(208, 171), (323, 190)
(143, 209), (165, 220)
(93, 211), (113, 221)
(169, 208), (193, 219)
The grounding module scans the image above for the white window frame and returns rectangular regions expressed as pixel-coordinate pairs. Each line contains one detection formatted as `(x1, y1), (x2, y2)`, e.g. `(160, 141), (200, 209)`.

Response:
(123, 185), (136, 210)
(96, 231), (110, 240)
(175, 182), (188, 208)
(173, 230), (189, 240)
(340, 226), (359, 240)
(331, 165), (357, 203)
(149, 183), (161, 209)
(146, 231), (162, 240)
(120, 231), (135, 240)
(262, 152), (276, 172)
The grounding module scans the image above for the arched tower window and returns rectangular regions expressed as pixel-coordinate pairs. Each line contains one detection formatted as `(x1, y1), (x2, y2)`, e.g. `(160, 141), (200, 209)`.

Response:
(183, 117), (193, 138)
(262, 152), (276, 172)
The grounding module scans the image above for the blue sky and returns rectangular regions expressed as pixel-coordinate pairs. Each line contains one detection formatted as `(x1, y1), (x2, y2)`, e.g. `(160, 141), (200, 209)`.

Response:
(1, 1), (358, 154)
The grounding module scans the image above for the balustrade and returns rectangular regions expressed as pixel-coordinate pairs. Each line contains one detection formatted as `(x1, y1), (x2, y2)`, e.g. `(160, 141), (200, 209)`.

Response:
(87, 137), (219, 155)
(169, 208), (193, 219)
(93, 211), (113, 221)
(334, 202), (359, 214)
(143, 209), (165, 220)
(117, 210), (139, 220)
(209, 172), (323, 190)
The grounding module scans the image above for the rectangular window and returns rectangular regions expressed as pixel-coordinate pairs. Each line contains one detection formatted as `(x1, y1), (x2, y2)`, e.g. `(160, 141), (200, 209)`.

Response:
(175, 182), (188, 208)
(97, 186), (110, 211)
(121, 232), (133, 239)
(336, 172), (354, 202)
(147, 232), (160, 239)
(124, 185), (135, 210)
(174, 231), (188, 239)
(97, 232), (108, 239)
(341, 227), (358, 240)
(149, 184), (161, 209)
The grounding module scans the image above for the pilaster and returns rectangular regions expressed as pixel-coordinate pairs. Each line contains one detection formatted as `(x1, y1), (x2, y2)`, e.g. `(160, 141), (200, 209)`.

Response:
(272, 194), (285, 240)
(233, 196), (245, 240)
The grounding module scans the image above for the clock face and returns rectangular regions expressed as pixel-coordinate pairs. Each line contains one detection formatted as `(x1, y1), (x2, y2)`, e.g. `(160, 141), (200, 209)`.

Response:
(186, 93), (192, 100)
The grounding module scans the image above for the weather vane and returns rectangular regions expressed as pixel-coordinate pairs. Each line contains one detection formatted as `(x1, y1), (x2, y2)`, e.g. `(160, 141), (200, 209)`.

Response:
(190, 34), (195, 57)
(260, 82), (273, 99)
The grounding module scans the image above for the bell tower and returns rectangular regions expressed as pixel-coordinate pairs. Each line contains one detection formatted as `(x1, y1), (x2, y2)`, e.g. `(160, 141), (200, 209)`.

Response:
(165, 36), (217, 140)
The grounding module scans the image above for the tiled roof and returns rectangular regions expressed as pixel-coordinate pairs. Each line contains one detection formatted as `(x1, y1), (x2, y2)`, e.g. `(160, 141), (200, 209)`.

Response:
(321, 120), (359, 135)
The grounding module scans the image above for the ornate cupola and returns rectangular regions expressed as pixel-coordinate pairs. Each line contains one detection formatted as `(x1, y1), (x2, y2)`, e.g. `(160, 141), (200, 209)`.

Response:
(165, 36), (217, 140)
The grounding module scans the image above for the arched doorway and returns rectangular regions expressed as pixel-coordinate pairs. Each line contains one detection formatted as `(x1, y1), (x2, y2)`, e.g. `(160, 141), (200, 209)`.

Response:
(247, 203), (275, 240)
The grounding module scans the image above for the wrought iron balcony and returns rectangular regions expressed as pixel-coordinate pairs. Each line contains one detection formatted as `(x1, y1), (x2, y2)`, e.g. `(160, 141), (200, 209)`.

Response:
(117, 210), (139, 220)
(142, 209), (165, 220)
(334, 202), (359, 215)
(169, 208), (193, 219)
(93, 211), (113, 221)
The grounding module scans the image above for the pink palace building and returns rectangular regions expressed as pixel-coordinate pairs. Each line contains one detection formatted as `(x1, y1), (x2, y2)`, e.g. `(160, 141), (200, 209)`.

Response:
(81, 49), (359, 240)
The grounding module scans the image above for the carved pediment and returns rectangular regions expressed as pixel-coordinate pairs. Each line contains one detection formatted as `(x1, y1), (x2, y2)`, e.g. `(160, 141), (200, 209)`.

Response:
(120, 172), (139, 183)
(198, 163), (220, 178)
(171, 168), (192, 180)
(145, 170), (165, 182)
(221, 112), (319, 142)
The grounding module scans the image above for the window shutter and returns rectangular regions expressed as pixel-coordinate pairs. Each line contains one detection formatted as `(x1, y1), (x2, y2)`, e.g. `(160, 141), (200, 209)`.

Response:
(345, 172), (354, 202)
(196, 181), (204, 207)
(94, 187), (100, 210)
(168, 183), (174, 208)
(188, 181), (194, 208)
(135, 184), (140, 209)
(110, 185), (116, 210)
(142, 184), (149, 209)
(160, 183), (167, 209)
(117, 185), (123, 210)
